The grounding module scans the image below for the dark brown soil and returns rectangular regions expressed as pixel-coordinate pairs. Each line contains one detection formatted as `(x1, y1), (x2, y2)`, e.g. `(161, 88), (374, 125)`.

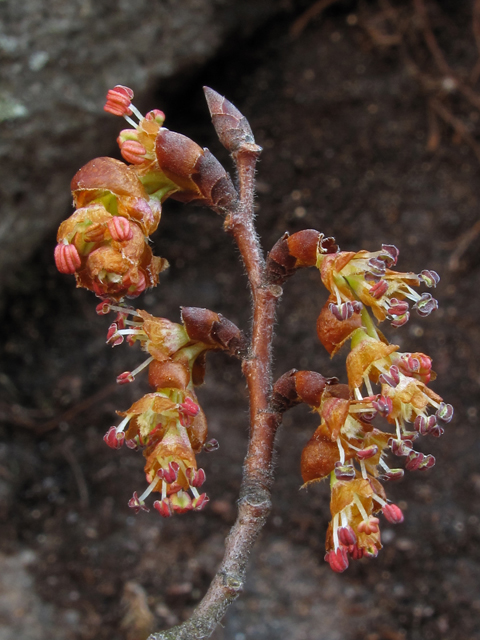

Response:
(1, 3), (480, 639)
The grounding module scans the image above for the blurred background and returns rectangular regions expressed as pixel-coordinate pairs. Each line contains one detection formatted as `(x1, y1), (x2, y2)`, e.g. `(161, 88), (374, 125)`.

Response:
(1, 1), (479, 638)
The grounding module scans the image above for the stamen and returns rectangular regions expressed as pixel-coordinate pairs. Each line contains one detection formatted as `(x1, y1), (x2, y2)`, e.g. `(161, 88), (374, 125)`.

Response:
(372, 494), (387, 507)
(354, 387), (363, 400)
(139, 477), (159, 503)
(116, 416), (131, 434)
(124, 115), (139, 129)
(337, 437), (345, 464)
(333, 513), (340, 551)
(360, 460), (367, 479)
(352, 494), (369, 522)
(129, 104), (144, 121)
(129, 356), (154, 378)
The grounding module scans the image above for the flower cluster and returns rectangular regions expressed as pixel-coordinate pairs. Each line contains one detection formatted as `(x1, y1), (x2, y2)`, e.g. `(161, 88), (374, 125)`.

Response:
(55, 85), (237, 300)
(98, 300), (244, 516)
(300, 242), (453, 572)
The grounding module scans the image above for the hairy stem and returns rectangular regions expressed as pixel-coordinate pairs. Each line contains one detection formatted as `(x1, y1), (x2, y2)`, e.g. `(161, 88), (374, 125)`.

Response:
(149, 147), (283, 640)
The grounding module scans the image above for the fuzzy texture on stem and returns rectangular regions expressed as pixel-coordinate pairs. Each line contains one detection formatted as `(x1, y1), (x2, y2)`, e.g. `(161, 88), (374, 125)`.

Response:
(148, 120), (282, 640)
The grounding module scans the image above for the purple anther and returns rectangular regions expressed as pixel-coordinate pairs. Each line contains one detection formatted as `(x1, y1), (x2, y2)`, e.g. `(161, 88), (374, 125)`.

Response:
(192, 493), (210, 511)
(379, 468), (404, 482)
(372, 395), (393, 417)
(357, 445), (379, 460)
(363, 544), (379, 559)
(103, 426), (125, 449)
(329, 301), (354, 321)
(153, 498), (173, 518)
(157, 461), (180, 484)
(391, 311), (410, 328)
(351, 300), (364, 313)
(418, 454), (436, 470)
(106, 323), (124, 346)
(334, 461), (356, 481)
(380, 244), (399, 266)
(382, 503), (404, 524)
(338, 525), (357, 546)
(388, 298), (410, 316)
(436, 402), (454, 424)
(413, 293), (439, 317)
(125, 438), (139, 450)
(179, 397), (200, 417)
(128, 491), (150, 514)
(348, 544), (364, 560)
(405, 450), (425, 471)
(414, 414), (437, 436)
(430, 426), (445, 438)
(186, 467), (206, 488)
(96, 300), (113, 315)
(388, 438), (413, 457)
(401, 430), (419, 442)
(359, 410), (377, 423)
(419, 269), (440, 288)
(369, 279), (389, 299)
(325, 547), (349, 573)
(367, 257), (387, 277)
(379, 365), (400, 388)
(116, 371), (134, 385)
(204, 438), (220, 452)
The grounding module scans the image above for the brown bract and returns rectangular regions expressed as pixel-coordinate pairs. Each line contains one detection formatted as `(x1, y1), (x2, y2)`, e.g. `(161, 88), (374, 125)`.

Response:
(136, 311), (190, 361)
(317, 295), (363, 356)
(155, 129), (237, 210)
(72, 157), (147, 202)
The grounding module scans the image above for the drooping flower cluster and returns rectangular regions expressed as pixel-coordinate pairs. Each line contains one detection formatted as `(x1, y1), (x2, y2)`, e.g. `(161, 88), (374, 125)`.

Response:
(98, 301), (244, 516)
(298, 240), (453, 572)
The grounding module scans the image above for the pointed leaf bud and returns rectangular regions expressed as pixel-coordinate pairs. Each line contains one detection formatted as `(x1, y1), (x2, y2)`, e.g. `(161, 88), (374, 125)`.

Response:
(54, 243), (81, 274)
(108, 216), (133, 242)
(203, 87), (261, 154)
(382, 503), (404, 524)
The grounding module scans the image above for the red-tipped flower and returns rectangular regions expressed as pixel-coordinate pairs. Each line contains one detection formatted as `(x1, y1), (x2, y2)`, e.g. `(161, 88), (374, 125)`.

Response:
(154, 498), (174, 518)
(104, 85), (134, 117)
(325, 547), (349, 573)
(119, 140), (147, 165)
(54, 243), (81, 274)
(103, 426), (125, 449)
(382, 503), (404, 524)
(108, 216), (133, 242)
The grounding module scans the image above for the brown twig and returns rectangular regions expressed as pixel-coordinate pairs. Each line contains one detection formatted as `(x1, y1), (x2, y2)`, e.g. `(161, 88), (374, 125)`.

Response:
(149, 133), (283, 640)
(429, 97), (480, 163)
(290, 0), (341, 39)
(448, 218), (480, 271)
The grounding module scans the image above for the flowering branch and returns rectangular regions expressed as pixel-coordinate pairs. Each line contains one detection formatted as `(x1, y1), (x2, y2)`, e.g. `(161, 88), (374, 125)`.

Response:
(53, 84), (453, 638)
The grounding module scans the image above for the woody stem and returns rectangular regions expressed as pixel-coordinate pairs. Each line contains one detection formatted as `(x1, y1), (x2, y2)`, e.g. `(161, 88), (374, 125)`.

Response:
(149, 147), (283, 640)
